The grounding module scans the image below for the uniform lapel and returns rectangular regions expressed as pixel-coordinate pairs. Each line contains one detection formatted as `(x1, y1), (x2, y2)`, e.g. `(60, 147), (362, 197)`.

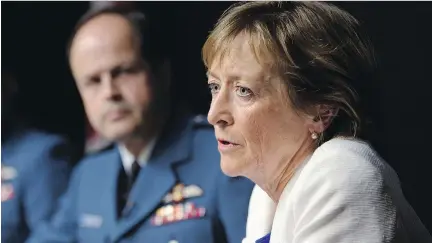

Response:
(99, 149), (122, 234)
(111, 116), (193, 241)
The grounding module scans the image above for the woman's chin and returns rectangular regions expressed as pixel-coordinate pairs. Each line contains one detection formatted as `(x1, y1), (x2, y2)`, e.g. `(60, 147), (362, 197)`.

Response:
(220, 157), (244, 177)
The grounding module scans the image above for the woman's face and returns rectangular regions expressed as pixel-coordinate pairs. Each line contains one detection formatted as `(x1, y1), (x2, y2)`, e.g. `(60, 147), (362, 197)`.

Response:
(207, 34), (315, 179)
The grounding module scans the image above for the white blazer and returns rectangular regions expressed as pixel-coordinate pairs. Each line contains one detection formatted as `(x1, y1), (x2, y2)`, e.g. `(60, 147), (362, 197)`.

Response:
(242, 185), (277, 243)
(255, 138), (431, 243)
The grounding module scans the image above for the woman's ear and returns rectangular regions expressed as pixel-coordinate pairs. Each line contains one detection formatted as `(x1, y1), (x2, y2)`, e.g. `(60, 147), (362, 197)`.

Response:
(307, 105), (338, 134)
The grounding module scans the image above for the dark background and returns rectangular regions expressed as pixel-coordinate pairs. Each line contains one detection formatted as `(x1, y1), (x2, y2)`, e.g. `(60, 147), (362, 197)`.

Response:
(3, 1), (432, 231)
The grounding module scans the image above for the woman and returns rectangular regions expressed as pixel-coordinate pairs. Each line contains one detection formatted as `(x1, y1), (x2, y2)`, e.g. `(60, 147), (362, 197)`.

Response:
(202, 2), (431, 242)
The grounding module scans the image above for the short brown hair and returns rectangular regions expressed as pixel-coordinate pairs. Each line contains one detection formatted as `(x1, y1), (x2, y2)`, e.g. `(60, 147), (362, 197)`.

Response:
(202, 1), (376, 143)
(67, 5), (169, 66)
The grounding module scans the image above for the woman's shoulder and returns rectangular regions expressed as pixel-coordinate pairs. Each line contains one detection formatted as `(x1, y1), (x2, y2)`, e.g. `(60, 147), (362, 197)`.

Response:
(311, 137), (396, 176)
(315, 137), (381, 162)
(279, 140), (432, 243)
(295, 137), (400, 197)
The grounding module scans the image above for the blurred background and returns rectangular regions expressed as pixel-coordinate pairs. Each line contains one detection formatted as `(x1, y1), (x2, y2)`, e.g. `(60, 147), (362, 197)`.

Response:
(2, 1), (432, 231)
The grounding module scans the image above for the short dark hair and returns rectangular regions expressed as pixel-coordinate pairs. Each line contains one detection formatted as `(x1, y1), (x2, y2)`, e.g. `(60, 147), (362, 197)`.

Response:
(66, 5), (169, 66)
(203, 1), (377, 143)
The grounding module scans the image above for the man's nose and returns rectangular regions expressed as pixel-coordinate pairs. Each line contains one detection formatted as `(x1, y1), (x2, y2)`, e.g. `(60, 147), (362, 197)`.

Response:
(100, 73), (121, 101)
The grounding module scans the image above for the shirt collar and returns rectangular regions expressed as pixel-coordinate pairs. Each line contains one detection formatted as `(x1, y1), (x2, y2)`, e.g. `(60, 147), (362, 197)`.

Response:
(118, 136), (158, 175)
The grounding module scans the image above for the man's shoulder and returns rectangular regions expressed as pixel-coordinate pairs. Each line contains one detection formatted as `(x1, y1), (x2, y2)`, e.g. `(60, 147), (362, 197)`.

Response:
(3, 129), (72, 166)
(2, 130), (74, 184)
(189, 114), (215, 139)
(187, 114), (218, 151)
(78, 146), (118, 169)
(11, 129), (69, 151)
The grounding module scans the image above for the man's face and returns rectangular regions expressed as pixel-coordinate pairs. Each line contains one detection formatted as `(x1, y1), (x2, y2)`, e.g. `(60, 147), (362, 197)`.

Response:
(70, 14), (155, 141)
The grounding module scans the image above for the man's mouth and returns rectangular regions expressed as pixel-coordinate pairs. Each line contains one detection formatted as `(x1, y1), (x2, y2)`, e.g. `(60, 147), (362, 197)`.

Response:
(106, 109), (130, 121)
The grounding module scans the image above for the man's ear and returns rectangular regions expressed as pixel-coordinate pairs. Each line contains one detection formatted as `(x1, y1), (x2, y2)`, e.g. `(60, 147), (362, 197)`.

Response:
(308, 105), (338, 134)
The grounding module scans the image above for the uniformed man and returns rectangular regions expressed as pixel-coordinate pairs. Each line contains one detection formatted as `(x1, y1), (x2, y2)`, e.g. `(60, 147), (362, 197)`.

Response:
(27, 6), (254, 243)
(2, 69), (75, 243)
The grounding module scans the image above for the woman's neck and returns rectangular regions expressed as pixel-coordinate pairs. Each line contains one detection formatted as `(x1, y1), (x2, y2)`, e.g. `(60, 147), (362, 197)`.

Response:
(261, 138), (315, 203)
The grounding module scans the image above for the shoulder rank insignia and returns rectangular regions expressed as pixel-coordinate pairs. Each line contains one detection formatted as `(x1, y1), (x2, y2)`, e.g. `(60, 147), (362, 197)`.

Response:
(163, 183), (203, 204)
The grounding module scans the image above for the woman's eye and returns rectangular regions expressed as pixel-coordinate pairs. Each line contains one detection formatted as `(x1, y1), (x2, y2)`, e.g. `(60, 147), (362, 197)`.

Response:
(208, 83), (220, 94)
(236, 86), (253, 97)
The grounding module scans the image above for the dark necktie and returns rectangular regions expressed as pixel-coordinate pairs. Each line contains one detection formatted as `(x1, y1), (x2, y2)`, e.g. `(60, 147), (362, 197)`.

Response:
(130, 160), (141, 186)
(117, 161), (141, 218)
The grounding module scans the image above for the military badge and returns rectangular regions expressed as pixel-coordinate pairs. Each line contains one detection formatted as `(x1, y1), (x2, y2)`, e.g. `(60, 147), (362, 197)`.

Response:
(1, 183), (15, 202)
(151, 202), (206, 226)
(163, 183), (203, 204)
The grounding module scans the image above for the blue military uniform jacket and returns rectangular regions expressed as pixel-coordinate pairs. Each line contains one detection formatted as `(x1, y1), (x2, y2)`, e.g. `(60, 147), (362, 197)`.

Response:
(28, 114), (254, 243)
(2, 129), (74, 243)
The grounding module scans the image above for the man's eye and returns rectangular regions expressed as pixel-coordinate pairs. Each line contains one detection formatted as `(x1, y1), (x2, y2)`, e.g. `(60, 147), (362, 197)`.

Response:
(86, 77), (101, 86)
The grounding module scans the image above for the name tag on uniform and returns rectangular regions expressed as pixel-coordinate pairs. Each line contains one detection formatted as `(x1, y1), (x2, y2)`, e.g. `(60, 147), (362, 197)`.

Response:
(1, 165), (17, 181)
(79, 214), (103, 228)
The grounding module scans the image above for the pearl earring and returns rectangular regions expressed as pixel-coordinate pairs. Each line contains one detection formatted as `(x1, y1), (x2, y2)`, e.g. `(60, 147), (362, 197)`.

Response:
(311, 132), (318, 140)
